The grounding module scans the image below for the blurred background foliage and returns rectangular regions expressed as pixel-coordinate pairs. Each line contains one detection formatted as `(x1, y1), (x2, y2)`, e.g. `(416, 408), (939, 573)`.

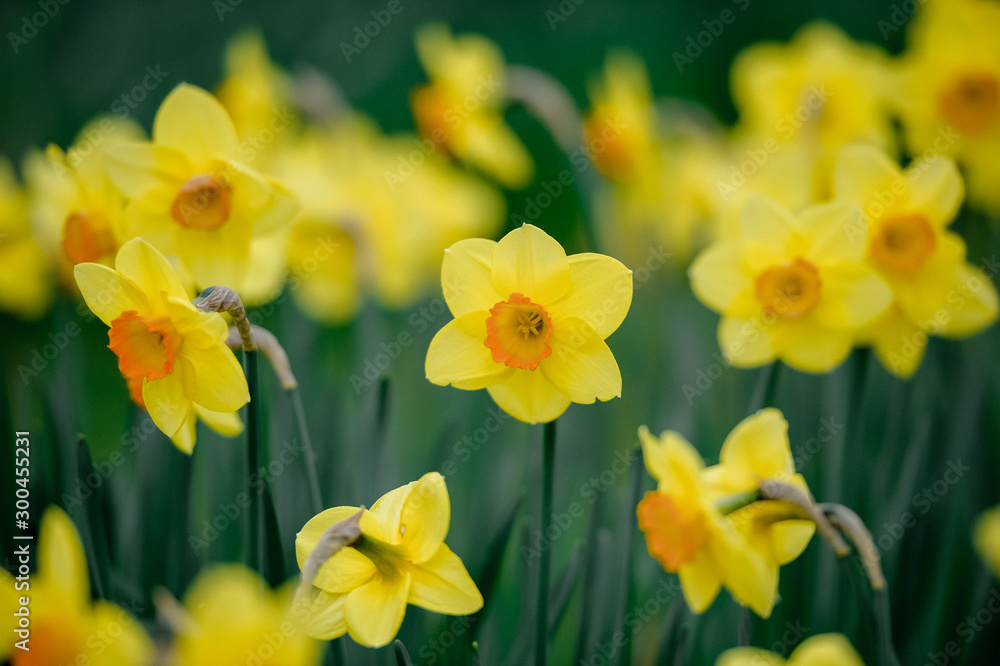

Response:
(2, 0), (999, 665)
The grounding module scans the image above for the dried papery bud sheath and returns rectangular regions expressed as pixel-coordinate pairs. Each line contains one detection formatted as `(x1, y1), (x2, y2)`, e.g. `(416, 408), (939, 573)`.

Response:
(295, 507), (364, 603)
(820, 503), (887, 590)
(153, 587), (196, 636)
(194, 286), (255, 350)
(225, 325), (297, 389)
(758, 478), (850, 557)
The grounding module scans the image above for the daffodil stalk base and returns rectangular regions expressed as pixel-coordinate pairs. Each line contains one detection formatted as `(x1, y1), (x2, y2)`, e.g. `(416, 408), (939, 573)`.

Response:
(536, 419), (556, 666)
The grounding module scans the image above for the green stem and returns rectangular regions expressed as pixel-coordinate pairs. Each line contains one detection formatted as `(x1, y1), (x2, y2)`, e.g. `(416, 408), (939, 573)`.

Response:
(613, 448), (643, 666)
(716, 491), (760, 516)
(873, 588), (901, 666)
(245, 349), (263, 575)
(750, 362), (782, 412)
(536, 419), (557, 666)
(290, 387), (324, 514)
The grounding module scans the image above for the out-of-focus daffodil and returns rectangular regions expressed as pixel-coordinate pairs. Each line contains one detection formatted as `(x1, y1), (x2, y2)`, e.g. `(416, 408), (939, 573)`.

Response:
(272, 115), (504, 325)
(974, 505), (1000, 580)
(216, 31), (295, 146)
(169, 564), (321, 666)
(425, 224), (632, 424)
(895, 0), (1000, 213)
(636, 425), (777, 617)
(701, 409), (816, 583)
(103, 84), (298, 291)
(585, 52), (727, 261)
(731, 22), (894, 194)
(295, 472), (482, 648)
(24, 116), (143, 286)
(0, 157), (53, 320)
(74, 238), (249, 452)
(689, 195), (892, 373)
(716, 633), (864, 666)
(834, 144), (998, 378)
(411, 24), (533, 188)
(0, 506), (153, 665)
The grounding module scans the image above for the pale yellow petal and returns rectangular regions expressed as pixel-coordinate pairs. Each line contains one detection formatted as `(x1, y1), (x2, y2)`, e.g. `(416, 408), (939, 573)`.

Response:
(689, 241), (754, 315)
(304, 592), (348, 640)
(170, 408), (197, 454)
(344, 572), (411, 648)
(718, 316), (777, 368)
(143, 369), (191, 437)
(718, 408), (793, 487)
(812, 263), (892, 330)
(799, 202), (868, 265)
(907, 155), (963, 228)
(89, 600), (154, 666)
(38, 507), (89, 607)
(546, 253), (633, 338)
(194, 404), (245, 437)
(154, 84), (240, 163)
(74, 263), (150, 326)
(103, 142), (189, 201)
(541, 317), (621, 403)
(114, 238), (190, 305)
(441, 238), (503, 316)
(677, 548), (722, 614)
(787, 634), (864, 666)
(778, 318), (854, 373)
(179, 342), (250, 412)
(491, 224), (571, 305)
(739, 196), (796, 271)
(461, 116), (534, 188)
(486, 368), (571, 424)
(425, 312), (513, 390)
(409, 543), (484, 615)
(716, 647), (784, 666)
(397, 472), (451, 562)
(834, 143), (908, 217)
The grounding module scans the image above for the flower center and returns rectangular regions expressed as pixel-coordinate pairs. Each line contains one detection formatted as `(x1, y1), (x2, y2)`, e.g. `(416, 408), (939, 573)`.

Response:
(171, 173), (232, 230)
(108, 311), (180, 382)
(62, 209), (117, 264)
(755, 258), (822, 318)
(484, 293), (553, 370)
(869, 213), (936, 274)
(583, 112), (635, 180)
(939, 72), (1000, 135)
(12, 618), (82, 666)
(636, 491), (707, 571)
(410, 84), (455, 151)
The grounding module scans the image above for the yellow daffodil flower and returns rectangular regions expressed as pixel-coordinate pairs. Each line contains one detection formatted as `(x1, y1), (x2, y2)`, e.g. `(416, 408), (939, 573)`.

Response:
(216, 31), (295, 146)
(169, 564), (321, 665)
(701, 409), (816, 583)
(411, 24), (533, 188)
(272, 115), (503, 325)
(0, 156), (53, 320)
(716, 633), (864, 666)
(103, 84), (298, 291)
(895, 0), (1000, 213)
(636, 426), (777, 617)
(974, 505), (1000, 580)
(585, 52), (726, 261)
(689, 195), (892, 373)
(833, 144), (998, 378)
(730, 22), (894, 193)
(0, 506), (153, 665)
(74, 238), (249, 452)
(24, 116), (143, 287)
(295, 472), (483, 648)
(425, 223), (632, 424)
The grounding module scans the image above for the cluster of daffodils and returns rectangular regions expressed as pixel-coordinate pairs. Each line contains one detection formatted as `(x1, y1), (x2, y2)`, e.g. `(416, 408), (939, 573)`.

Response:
(583, 4), (1000, 377)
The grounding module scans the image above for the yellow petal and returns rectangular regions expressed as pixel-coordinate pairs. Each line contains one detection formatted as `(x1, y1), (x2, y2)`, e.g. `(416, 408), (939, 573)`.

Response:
(739, 196), (796, 272)
(718, 316), (777, 368)
(74, 263), (150, 326)
(834, 144), (908, 218)
(937, 263), (999, 338)
(547, 253), (633, 338)
(170, 408), (197, 454)
(179, 342), (250, 412)
(486, 368), (571, 424)
(154, 84), (240, 164)
(143, 365), (192, 437)
(677, 548), (722, 614)
(304, 591), (348, 640)
(541, 317), (621, 403)
(442, 238), (503, 317)
(409, 543), (484, 615)
(89, 600), (154, 666)
(491, 224), (571, 306)
(718, 408), (793, 488)
(689, 241), (754, 316)
(172, 216), (253, 290)
(973, 506), (1000, 580)
(312, 547), (377, 595)
(164, 297), (229, 346)
(426, 312), (514, 390)
(344, 572), (411, 648)
(713, 529), (777, 618)
(638, 426), (703, 493)
(812, 263), (892, 330)
(38, 507), (89, 607)
(461, 116), (534, 188)
(103, 142), (189, 201)
(799, 202), (868, 265)
(769, 519), (816, 566)
(907, 155), (963, 228)
(778, 318), (854, 373)
(868, 306), (928, 379)
(716, 647), (784, 666)
(787, 634), (864, 666)
(297, 507), (372, 571)
(194, 404), (245, 437)
(114, 238), (190, 306)
(397, 472), (451, 562)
